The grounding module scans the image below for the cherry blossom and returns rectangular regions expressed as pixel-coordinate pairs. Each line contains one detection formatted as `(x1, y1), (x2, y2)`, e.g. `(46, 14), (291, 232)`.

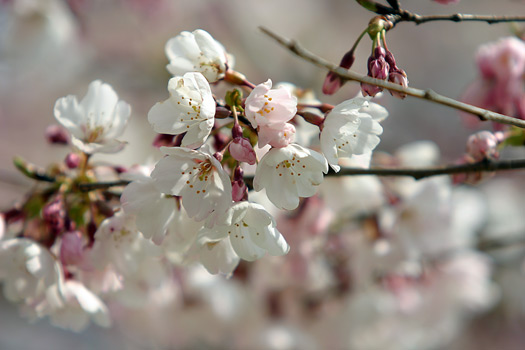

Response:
(151, 147), (232, 225)
(165, 29), (229, 83)
(54, 80), (131, 154)
(148, 72), (215, 149)
(320, 96), (387, 171)
(199, 201), (290, 262)
(46, 280), (111, 332)
(254, 144), (328, 210)
(244, 79), (297, 129)
(0, 238), (63, 303)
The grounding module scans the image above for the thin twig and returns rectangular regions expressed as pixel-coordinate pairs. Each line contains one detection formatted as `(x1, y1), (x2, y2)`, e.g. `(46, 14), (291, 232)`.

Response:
(393, 11), (525, 25)
(334, 158), (525, 180)
(259, 27), (525, 129)
(78, 180), (130, 192)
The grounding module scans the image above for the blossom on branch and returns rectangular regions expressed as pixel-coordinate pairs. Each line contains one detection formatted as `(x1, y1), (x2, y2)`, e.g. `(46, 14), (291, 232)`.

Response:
(53, 80), (131, 154)
(165, 29), (229, 83)
(320, 96), (388, 171)
(254, 144), (328, 210)
(151, 147), (232, 225)
(148, 72), (215, 149)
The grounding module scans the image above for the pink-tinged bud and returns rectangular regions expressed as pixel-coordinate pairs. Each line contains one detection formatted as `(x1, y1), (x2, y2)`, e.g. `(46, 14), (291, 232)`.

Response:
(42, 197), (66, 233)
(65, 152), (81, 169)
(369, 57), (389, 80)
(45, 125), (69, 145)
(232, 123), (244, 139)
(153, 133), (176, 148)
(385, 50), (397, 68)
(60, 230), (85, 266)
(229, 137), (257, 165)
(300, 111), (325, 127)
(361, 83), (383, 97)
(232, 180), (248, 202)
(213, 152), (223, 162)
(388, 68), (409, 99)
(215, 106), (232, 119)
(322, 50), (355, 95)
(466, 131), (500, 161)
(432, 0), (460, 4)
(234, 166), (244, 181)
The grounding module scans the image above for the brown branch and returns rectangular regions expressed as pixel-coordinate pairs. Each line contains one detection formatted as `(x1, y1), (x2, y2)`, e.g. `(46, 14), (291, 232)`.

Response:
(393, 11), (525, 25)
(259, 27), (525, 130)
(334, 158), (525, 180)
(77, 180), (130, 192)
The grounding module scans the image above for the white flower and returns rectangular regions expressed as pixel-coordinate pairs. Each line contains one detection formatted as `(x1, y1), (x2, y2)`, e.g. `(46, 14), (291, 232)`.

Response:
(46, 280), (111, 332)
(200, 202), (289, 261)
(121, 173), (178, 244)
(148, 72), (215, 149)
(190, 236), (240, 276)
(89, 211), (161, 277)
(165, 29), (229, 82)
(254, 144), (328, 210)
(151, 147), (232, 225)
(320, 97), (387, 172)
(0, 238), (63, 303)
(54, 80), (131, 154)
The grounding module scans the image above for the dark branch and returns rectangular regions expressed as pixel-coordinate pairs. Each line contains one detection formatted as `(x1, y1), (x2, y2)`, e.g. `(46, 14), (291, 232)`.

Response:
(259, 27), (525, 129)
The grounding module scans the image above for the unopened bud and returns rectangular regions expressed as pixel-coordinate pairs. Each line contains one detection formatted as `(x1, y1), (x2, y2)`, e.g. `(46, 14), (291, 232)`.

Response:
(322, 50), (355, 95)
(229, 137), (257, 165)
(153, 133), (176, 148)
(388, 68), (408, 99)
(45, 125), (69, 145)
(60, 230), (85, 266)
(42, 197), (65, 233)
(215, 106), (232, 119)
(65, 153), (81, 169)
(232, 123), (244, 139)
(213, 152), (223, 162)
(466, 131), (499, 161)
(232, 180), (248, 202)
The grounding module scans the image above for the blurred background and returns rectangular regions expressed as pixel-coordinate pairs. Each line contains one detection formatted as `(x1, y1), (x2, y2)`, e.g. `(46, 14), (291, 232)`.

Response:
(1, 0), (525, 349)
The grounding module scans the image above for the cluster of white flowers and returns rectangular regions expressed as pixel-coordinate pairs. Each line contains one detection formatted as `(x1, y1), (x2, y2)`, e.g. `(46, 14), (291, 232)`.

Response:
(3, 27), (500, 350)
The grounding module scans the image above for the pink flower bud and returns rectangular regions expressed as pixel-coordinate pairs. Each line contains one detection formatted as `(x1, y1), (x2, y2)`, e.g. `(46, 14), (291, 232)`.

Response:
(369, 57), (389, 80)
(466, 131), (499, 161)
(388, 68), (409, 99)
(60, 230), (85, 266)
(229, 137), (257, 165)
(232, 180), (248, 202)
(361, 83), (383, 97)
(42, 197), (66, 233)
(45, 125), (69, 145)
(152, 133), (176, 148)
(65, 153), (81, 169)
(322, 50), (355, 95)
(232, 123), (244, 139)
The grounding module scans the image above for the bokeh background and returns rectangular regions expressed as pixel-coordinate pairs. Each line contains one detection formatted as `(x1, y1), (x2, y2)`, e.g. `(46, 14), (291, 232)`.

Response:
(1, 0), (525, 349)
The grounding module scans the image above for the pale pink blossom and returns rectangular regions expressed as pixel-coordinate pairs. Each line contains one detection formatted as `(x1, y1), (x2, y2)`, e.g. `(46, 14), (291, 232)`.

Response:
(229, 137), (257, 165)
(466, 131), (500, 161)
(59, 230), (85, 266)
(244, 79), (297, 129)
(257, 122), (296, 148)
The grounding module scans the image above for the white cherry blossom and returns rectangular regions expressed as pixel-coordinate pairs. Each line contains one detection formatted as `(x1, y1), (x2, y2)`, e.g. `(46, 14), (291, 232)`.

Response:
(46, 280), (111, 332)
(148, 72), (215, 149)
(190, 236), (240, 276)
(200, 202), (289, 262)
(54, 80), (131, 154)
(165, 29), (229, 82)
(151, 147), (232, 225)
(89, 211), (161, 277)
(254, 144), (328, 210)
(0, 238), (63, 303)
(320, 96), (387, 171)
